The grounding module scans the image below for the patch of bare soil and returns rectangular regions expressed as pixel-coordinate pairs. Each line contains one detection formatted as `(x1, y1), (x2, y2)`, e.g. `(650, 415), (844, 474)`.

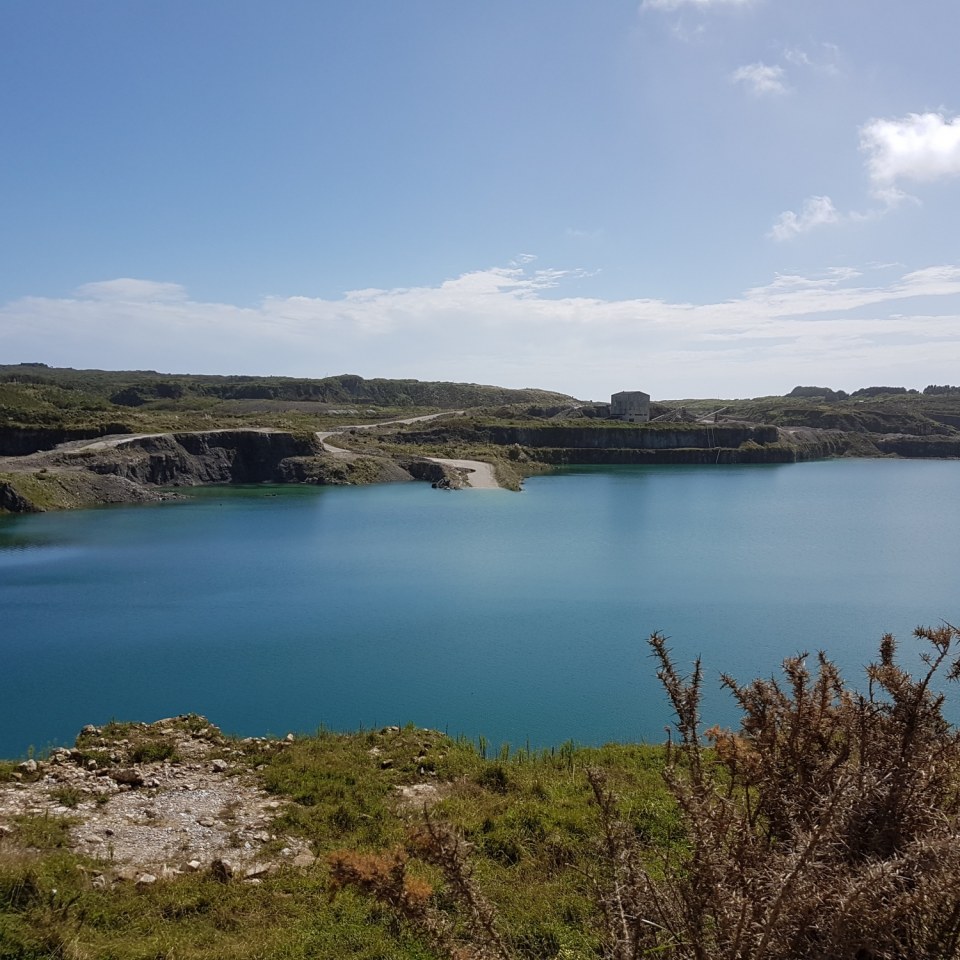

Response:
(393, 781), (447, 813)
(425, 457), (500, 489)
(0, 716), (314, 887)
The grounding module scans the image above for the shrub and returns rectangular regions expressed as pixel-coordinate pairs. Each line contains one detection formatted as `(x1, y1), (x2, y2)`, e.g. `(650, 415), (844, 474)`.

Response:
(588, 626), (960, 959)
(335, 624), (960, 959)
(130, 740), (177, 763)
(476, 764), (511, 795)
(49, 785), (84, 809)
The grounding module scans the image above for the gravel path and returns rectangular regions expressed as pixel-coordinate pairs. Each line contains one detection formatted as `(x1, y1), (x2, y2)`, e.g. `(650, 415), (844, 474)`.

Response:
(317, 411), (503, 489)
(75, 427), (283, 452)
(425, 457), (499, 489)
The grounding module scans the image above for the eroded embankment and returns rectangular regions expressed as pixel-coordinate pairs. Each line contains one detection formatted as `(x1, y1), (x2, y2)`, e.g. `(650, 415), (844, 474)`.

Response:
(874, 435), (960, 457)
(0, 430), (423, 512)
(382, 420), (856, 464)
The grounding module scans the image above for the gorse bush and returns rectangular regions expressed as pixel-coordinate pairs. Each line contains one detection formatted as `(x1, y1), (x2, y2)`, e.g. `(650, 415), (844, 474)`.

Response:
(592, 626), (960, 960)
(334, 625), (960, 959)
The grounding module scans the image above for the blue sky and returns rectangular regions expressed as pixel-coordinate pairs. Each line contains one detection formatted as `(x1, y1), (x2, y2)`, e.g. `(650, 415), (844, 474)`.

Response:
(3, 0), (960, 400)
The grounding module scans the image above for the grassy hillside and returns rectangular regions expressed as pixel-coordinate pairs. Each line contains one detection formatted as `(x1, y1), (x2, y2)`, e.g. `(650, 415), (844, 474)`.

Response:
(0, 365), (577, 435)
(6, 366), (960, 450)
(653, 386), (960, 436)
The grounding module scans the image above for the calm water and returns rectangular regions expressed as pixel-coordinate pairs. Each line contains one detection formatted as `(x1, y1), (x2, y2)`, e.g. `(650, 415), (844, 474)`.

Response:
(2, 460), (959, 758)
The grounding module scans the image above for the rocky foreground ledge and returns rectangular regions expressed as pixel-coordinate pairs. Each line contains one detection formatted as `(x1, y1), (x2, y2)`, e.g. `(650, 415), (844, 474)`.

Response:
(0, 716), (320, 887)
(0, 716), (446, 891)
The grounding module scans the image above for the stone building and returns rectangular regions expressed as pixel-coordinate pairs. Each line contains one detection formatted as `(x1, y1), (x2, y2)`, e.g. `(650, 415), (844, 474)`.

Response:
(610, 390), (650, 423)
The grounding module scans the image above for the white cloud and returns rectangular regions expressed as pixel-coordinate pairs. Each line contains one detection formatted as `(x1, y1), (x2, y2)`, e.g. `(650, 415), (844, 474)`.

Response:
(767, 111), (957, 233)
(768, 196), (840, 241)
(643, 0), (753, 9)
(783, 48), (811, 68)
(564, 226), (603, 242)
(899, 264), (960, 294)
(860, 112), (960, 200)
(783, 43), (841, 76)
(6, 260), (960, 399)
(731, 44), (838, 100)
(73, 279), (187, 302)
(731, 62), (787, 96)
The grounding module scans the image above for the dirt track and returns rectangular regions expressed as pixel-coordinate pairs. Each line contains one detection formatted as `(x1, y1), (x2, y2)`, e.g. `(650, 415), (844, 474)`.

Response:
(425, 457), (499, 489)
(317, 411), (502, 489)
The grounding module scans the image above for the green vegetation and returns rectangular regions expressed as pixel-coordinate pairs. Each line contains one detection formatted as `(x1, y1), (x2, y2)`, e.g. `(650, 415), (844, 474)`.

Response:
(331, 626), (960, 959)
(4, 628), (960, 957)
(6, 367), (960, 513)
(0, 725), (671, 959)
(0, 471), (61, 511)
(7, 366), (960, 460)
(656, 387), (960, 437)
(0, 365), (576, 442)
(9, 815), (77, 850)
(129, 741), (177, 765)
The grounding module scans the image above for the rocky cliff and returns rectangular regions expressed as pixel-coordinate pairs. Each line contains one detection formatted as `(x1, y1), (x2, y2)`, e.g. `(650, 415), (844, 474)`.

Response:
(0, 426), (482, 512)
(384, 420), (854, 464)
(1, 415), (953, 515)
(874, 435), (960, 458)
(74, 431), (321, 486)
(0, 430), (415, 513)
(392, 421), (780, 450)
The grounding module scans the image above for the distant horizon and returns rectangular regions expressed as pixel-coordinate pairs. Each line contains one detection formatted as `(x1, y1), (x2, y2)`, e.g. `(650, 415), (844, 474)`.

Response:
(2, 359), (941, 406)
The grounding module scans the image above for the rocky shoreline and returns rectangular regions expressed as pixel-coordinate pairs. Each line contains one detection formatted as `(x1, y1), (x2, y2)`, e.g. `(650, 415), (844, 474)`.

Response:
(0, 428), (471, 512)
(2, 417), (957, 514)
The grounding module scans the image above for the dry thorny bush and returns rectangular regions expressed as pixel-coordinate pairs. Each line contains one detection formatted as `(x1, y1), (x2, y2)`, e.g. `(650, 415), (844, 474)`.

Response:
(328, 819), (509, 960)
(330, 624), (960, 960)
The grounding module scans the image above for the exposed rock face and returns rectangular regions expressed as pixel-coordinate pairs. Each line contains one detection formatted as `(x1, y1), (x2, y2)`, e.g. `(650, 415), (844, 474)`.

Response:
(875, 435), (960, 458)
(0, 480), (38, 513)
(0, 468), (166, 513)
(3, 413), (952, 515)
(390, 422), (851, 465)
(0, 429), (431, 512)
(394, 422), (781, 450)
(518, 446), (798, 465)
(402, 458), (464, 487)
(77, 431), (320, 485)
(278, 454), (412, 485)
(0, 430), (335, 512)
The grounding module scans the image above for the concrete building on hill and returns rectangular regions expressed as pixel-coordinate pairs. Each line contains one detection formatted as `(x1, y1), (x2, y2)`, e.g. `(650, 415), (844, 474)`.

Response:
(610, 390), (650, 423)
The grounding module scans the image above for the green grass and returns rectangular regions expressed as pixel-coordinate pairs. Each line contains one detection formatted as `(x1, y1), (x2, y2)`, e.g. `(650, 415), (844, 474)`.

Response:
(10, 815), (77, 850)
(0, 727), (675, 959)
(129, 741), (178, 764)
(0, 762), (21, 784)
(48, 786), (85, 810)
(0, 471), (73, 511)
(0, 366), (576, 436)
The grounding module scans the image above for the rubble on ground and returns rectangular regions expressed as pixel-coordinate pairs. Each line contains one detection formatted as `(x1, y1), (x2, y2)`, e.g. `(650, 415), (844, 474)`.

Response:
(0, 715), (315, 887)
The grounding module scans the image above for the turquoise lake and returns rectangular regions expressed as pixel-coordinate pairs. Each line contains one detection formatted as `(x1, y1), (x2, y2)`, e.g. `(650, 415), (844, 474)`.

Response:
(2, 459), (960, 758)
